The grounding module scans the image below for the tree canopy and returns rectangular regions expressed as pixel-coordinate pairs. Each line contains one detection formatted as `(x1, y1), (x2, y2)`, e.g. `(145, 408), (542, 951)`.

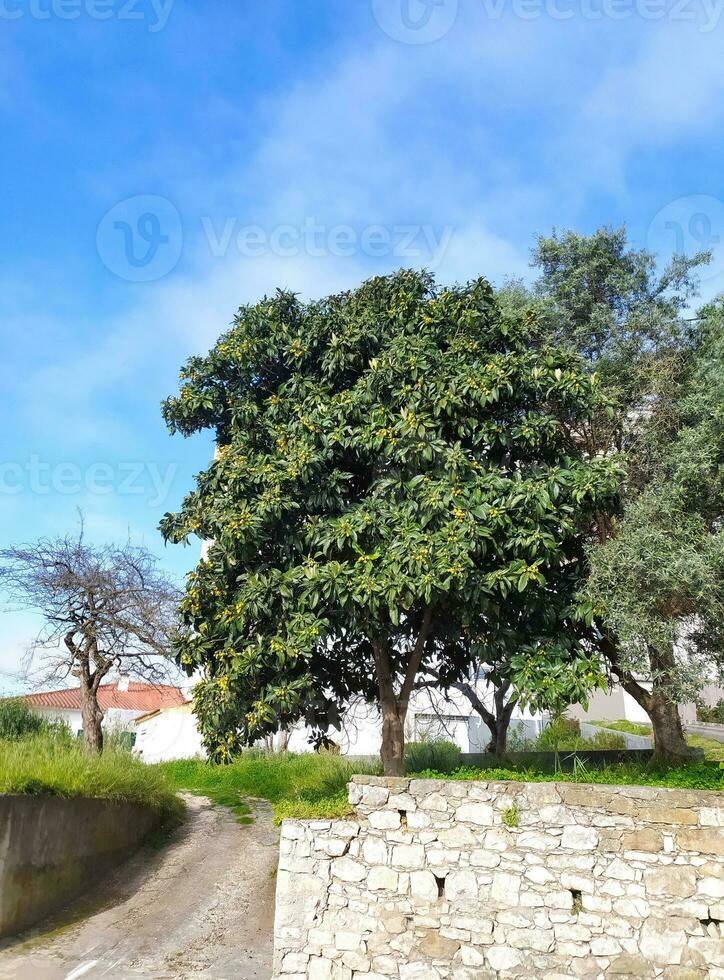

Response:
(161, 270), (620, 772)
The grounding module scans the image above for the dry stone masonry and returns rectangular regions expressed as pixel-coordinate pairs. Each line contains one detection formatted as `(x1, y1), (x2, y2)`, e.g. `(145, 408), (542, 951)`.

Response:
(273, 775), (724, 979)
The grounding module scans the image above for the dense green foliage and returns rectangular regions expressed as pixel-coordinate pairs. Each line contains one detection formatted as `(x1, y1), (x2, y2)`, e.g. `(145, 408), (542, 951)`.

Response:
(500, 229), (721, 756)
(698, 699), (724, 724)
(0, 736), (184, 825)
(532, 716), (624, 751)
(585, 301), (724, 702)
(161, 270), (620, 763)
(405, 739), (462, 774)
(0, 699), (68, 742)
(159, 752), (380, 824)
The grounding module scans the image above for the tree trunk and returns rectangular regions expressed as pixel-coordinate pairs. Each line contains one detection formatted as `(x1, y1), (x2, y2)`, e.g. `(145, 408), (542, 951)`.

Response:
(81, 689), (104, 754)
(373, 610), (433, 777)
(456, 680), (516, 756)
(603, 635), (699, 762)
(380, 700), (406, 776)
(647, 693), (698, 760)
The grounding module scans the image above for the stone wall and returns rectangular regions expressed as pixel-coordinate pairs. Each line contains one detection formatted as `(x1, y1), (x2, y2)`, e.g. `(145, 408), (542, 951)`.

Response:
(273, 775), (724, 979)
(0, 794), (159, 938)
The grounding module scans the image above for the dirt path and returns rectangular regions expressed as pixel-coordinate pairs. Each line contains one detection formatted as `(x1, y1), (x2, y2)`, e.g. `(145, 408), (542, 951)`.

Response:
(0, 795), (279, 980)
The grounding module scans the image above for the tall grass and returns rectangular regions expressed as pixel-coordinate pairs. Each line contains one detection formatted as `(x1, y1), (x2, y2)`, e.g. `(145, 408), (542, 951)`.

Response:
(0, 736), (184, 826)
(159, 751), (381, 824)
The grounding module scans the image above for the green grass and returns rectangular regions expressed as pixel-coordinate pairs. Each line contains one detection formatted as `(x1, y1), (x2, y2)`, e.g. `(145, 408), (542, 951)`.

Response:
(158, 751), (381, 825)
(0, 736), (185, 827)
(414, 759), (723, 792)
(590, 719), (724, 761)
(590, 719), (653, 736)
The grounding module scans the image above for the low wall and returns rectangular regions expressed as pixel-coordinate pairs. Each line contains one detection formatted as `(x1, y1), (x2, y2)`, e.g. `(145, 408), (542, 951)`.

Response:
(0, 795), (159, 938)
(273, 776), (724, 979)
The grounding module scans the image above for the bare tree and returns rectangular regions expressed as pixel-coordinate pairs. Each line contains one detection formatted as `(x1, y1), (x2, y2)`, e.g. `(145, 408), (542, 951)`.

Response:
(0, 524), (182, 753)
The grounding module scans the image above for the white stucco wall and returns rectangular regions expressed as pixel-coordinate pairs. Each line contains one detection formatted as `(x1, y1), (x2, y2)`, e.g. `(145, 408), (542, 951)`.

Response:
(133, 705), (206, 763)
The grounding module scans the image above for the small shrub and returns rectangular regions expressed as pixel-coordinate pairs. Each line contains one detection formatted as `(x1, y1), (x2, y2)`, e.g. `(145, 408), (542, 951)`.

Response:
(534, 717), (580, 751)
(405, 739), (462, 775)
(505, 724), (534, 752)
(502, 805), (519, 827)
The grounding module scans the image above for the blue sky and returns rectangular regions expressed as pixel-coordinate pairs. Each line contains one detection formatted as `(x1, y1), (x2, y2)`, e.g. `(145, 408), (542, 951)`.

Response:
(2, 0), (723, 690)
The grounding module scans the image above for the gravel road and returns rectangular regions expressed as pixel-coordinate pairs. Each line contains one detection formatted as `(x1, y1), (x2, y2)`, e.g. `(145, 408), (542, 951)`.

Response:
(0, 794), (279, 980)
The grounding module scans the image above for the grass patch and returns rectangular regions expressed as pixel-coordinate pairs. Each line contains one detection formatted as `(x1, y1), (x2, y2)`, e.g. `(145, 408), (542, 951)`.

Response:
(158, 751), (381, 825)
(0, 736), (184, 827)
(590, 720), (724, 761)
(413, 759), (723, 792)
(686, 734), (724, 762)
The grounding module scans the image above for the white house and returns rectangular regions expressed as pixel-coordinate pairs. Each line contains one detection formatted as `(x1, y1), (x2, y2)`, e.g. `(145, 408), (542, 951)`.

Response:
(133, 702), (206, 763)
(19, 678), (188, 738)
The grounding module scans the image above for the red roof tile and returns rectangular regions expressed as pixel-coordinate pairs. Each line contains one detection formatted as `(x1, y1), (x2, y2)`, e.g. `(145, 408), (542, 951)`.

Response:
(21, 682), (187, 713)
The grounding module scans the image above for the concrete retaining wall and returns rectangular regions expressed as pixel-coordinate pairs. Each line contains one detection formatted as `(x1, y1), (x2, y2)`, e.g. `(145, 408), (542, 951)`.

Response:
(273, 775), (724, 979)
(0, 795), (159, 938)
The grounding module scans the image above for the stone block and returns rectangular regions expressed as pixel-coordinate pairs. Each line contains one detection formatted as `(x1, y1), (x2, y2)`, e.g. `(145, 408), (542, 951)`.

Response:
(391, 844), (425, 869)
(446, 869), (478, 902)
(491, 872), (520, 903)
(332, 857), (367, 882)
(469, 849), (500, 869)
(640, 919), (688, 966)
(410, 871), (439, 902)
(606, 952), (655, 976)
(417, 930), (461, 960)
(486, 945), (523, 971)
(368, 810), (401, 831)
(645, 806), (699, 826)
(621, 828), (663, 852)
(676, 828), (724, 855)
(455, 802), (493, 826)
(561, 825), (599, 851)
(362, 839), (388, 865)
(437, 825), (477, 848)
(367, 866), (398, 891)
(644, 866), (696, 898)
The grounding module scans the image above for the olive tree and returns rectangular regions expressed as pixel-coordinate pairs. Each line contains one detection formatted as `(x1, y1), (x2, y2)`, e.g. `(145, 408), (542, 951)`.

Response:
(161, 270), (619, 774)
(503, 226), (716, 759)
